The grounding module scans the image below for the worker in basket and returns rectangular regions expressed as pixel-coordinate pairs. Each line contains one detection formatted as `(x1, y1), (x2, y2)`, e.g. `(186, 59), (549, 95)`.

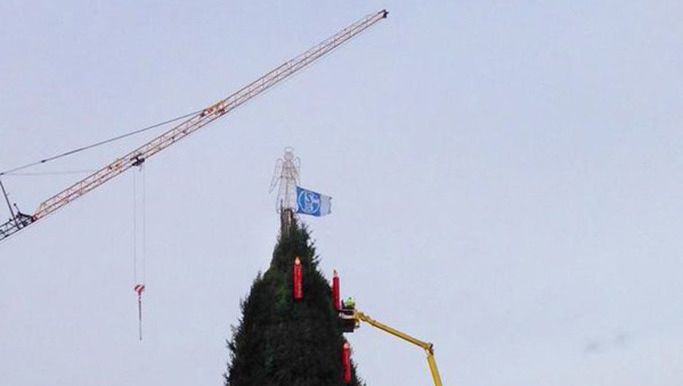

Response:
(343, 296), (355, 310)
(339, 297), (358, 332)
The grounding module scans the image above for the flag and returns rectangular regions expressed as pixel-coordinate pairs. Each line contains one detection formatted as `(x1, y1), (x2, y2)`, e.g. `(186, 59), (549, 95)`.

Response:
(296, 186), (332, 217)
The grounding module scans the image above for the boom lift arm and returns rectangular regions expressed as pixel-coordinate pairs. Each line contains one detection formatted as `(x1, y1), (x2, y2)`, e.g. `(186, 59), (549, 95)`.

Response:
(343, 309), (444, 386)
(0, 9), (388, 243)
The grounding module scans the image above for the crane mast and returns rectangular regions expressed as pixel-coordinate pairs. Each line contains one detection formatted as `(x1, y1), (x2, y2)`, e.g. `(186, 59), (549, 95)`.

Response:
(0, 9), (388, 243)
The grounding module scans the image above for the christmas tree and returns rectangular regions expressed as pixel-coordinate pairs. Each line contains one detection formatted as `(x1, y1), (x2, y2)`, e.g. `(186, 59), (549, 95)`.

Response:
(225, 210), (364, 386)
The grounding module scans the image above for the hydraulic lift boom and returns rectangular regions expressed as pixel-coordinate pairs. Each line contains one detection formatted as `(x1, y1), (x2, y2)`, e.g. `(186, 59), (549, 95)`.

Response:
(343, 309), (444, 386)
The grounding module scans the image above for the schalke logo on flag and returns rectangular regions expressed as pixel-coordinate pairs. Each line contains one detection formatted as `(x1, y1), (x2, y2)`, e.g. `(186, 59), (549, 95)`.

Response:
(296, 186), (332, 217)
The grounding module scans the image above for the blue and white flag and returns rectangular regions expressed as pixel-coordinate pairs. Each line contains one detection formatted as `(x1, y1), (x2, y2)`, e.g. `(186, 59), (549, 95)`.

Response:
(296, 186), (332, 217)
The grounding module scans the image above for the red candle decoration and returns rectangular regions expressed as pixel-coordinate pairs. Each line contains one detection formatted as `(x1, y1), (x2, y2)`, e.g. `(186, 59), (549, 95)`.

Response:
(293, 257), (303, 300)
(332, 270), (340, 311)
(342, 342), (352, 383)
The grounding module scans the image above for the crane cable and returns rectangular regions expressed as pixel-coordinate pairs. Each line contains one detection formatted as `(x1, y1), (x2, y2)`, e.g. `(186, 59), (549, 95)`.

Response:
(0, 109), (203, 176)
(132, 165), (147, 341)
(1, 170), (97, 177)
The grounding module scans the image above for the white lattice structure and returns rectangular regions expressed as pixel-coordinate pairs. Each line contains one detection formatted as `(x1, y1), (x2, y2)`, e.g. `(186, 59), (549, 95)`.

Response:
(269, 147), (301, 213)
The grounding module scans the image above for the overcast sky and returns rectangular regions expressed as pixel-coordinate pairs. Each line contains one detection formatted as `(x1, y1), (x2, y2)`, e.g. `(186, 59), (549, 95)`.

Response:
(1, 1), (682, 385)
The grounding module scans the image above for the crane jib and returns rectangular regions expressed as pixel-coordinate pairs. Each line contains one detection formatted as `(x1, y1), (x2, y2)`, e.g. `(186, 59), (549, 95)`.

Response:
(0, 10), (387, 243)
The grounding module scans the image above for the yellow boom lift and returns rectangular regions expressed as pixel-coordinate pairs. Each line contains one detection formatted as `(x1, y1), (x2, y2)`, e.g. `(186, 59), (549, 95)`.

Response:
(341, 306), (444, 386)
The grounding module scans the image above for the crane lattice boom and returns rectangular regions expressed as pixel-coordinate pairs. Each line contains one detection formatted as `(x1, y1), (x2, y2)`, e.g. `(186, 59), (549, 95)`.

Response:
(0, 10), (388, 243)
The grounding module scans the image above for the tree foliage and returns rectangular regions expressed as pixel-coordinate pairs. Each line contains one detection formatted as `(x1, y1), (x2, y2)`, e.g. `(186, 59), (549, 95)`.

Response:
(226, 216), (365, 386)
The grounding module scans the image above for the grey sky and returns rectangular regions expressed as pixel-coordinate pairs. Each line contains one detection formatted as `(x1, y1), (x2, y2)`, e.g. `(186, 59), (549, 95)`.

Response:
(1, 1), (682, 385)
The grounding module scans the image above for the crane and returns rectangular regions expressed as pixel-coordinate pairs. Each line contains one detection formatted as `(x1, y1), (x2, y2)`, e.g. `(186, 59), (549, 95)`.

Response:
(340, 307), (444, 386)
(0, 10), (388, 243)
